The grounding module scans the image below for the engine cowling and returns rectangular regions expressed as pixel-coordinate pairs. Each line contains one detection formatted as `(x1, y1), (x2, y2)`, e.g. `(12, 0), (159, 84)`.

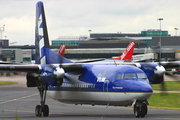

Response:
(52, 67), (65, 86)
(26, 73), (39, 87)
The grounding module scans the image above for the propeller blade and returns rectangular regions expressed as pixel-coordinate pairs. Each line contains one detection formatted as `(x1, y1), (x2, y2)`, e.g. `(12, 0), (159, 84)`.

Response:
(64, 73), (81, 84)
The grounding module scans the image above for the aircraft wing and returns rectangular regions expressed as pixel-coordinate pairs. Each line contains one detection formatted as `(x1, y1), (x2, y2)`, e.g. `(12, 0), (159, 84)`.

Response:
(74, 58), (106, 63)
(0, 63), (83, 73)
(0, 61), (21, 64)
(0, 64), (41, 73)
(160, 61), (180, 69)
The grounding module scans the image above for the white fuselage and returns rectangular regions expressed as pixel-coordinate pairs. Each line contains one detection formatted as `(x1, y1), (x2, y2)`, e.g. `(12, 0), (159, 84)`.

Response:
(47, 90), (152, 106)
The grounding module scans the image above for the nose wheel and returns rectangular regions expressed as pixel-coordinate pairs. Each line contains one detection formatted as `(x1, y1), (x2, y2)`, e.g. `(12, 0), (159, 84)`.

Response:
(35, 84), (49, 117)
(134, 103), (147, 118)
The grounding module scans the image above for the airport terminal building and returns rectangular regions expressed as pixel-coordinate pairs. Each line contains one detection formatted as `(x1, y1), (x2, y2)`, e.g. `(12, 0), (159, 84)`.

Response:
(0, 29), (180, 63)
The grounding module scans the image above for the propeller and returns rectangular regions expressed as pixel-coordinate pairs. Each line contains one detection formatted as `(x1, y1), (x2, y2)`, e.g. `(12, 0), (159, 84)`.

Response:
(139, 62), (166, 92)
(47, 54), (83, 86)
(49, 53), (65, 86)
(52, 66), (65, 86)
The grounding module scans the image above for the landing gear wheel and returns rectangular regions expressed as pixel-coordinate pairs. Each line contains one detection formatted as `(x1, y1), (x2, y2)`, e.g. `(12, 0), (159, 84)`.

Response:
(43, 105), (49, 117)
(134, 103), (148, 118)
(134, 105), (140, 118)
(36, 84), (49, 117)
(35, 105), (42, 117)
(141, 103), (147, 116)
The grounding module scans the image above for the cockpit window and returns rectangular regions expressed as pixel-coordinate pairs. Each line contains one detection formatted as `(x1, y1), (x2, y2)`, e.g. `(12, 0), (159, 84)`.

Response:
(116, 74), (121, 80)
(121, 73), (124, 79)
(137, 73), (147, 79)
(124, 73), (137, 79)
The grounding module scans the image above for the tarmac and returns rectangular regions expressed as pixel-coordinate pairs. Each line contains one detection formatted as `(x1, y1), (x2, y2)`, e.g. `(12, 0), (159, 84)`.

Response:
(0, 74), (180, 120)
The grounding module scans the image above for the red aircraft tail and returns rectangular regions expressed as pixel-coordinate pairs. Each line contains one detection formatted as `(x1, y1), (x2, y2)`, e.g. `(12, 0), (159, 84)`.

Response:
(112, 42), (135, 61)
(58, 44), (66, 56)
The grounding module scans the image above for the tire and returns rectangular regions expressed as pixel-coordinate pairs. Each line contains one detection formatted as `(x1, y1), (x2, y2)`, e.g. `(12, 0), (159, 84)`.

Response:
(142, 103), (148, 115)
(134, 105), (140, 118)
(35, 105), (42, 117)
(43, 105), (49, 117)
(140, 103), (147, 117)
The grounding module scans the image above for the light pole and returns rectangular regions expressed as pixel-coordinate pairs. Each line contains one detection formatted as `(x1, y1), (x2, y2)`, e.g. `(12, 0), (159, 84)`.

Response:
(88, 30), (92, 38)
(174, 28), (178, 36)
(157, 18), (163, 63)
(0, 25), (5, 39)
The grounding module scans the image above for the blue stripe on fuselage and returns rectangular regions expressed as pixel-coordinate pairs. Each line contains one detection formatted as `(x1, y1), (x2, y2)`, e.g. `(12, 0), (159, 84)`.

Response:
(47, 80), (152, 93)
(48, 65), (153, 93)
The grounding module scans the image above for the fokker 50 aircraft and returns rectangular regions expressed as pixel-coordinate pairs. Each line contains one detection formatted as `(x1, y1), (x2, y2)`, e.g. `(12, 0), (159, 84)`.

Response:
(0, 1), (169, 118)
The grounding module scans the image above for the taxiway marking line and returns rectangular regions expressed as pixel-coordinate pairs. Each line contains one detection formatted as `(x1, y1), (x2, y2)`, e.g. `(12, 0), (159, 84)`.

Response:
(0, 93), (38, 105)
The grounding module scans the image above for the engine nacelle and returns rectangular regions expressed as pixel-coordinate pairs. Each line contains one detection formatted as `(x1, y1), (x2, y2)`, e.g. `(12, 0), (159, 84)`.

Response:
(53, 78), (63, 86)
(151, 75), (164, 84)
(26, 73), (39, 87)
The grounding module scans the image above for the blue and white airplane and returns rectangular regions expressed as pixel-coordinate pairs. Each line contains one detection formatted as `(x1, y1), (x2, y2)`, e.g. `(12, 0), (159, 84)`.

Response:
(0, 1), (169, 118)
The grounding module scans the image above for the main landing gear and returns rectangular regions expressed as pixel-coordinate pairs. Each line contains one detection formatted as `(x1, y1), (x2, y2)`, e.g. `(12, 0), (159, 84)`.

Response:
(35, 84), (49, 117)
(134, 102), (147, 118)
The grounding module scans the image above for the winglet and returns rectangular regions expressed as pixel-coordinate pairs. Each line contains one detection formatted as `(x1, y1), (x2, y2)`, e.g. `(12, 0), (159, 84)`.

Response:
(112, 42), (135, 61)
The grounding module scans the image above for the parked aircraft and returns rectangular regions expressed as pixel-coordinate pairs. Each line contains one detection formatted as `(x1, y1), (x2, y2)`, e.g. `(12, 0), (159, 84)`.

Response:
(58, 42), (135, 63)
(59, 42), (135, 61)
(0, 1), (170, 118)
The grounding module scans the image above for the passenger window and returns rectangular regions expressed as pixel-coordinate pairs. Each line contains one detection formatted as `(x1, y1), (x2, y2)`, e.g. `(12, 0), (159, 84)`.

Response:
(116, 74), (121, 80)
(124, 73), (137, 79)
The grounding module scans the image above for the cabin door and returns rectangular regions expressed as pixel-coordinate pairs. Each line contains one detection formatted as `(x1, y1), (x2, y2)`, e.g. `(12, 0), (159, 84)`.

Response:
(103, 80), (110, 102)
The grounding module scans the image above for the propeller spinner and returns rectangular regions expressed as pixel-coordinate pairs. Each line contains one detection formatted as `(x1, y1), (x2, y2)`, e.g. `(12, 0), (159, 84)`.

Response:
(53, 67), (65, 79)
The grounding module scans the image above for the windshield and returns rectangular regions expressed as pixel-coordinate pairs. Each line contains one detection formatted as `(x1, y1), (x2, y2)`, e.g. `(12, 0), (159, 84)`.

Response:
(124, 73), (137, 79)
(116, 74), (121, 80)
(137, 73), (147, 79)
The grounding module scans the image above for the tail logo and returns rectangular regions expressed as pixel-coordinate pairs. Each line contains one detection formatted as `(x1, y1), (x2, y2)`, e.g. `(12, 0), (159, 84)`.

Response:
(35, 7), (46, 64)
(120, 42), (135, 60)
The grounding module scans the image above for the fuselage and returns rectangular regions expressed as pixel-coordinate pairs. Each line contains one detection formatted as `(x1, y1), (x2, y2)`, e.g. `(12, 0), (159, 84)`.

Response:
(47, 64), (153, 106)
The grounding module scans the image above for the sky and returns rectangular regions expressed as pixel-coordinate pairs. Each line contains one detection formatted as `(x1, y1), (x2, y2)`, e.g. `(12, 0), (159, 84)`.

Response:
(0, 0), (180, 45)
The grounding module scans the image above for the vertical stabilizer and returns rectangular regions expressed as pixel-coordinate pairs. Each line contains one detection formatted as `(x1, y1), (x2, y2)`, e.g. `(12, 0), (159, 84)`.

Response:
(35, 1), (72, 64)
(112, 42), (135, 61)
(58, 44), (66, 56)
(35, 1), (49, 64)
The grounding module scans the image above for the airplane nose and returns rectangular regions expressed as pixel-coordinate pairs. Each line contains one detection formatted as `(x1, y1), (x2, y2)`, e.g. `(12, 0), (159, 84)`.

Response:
(154, 65), (166, 76)
(139, 82), (153, 93)
(137, 82), (153, 100)
(144, 84), (153, 92)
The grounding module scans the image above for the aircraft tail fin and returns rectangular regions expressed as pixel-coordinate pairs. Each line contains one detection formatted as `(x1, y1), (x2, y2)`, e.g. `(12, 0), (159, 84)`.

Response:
(112, 42), (135, 61)
(58, 44), (66, 57)
(35, 1), (72, 64)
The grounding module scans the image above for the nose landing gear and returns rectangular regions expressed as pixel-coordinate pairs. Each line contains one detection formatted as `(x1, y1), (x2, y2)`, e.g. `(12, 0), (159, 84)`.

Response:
(134, 102), (147, 118)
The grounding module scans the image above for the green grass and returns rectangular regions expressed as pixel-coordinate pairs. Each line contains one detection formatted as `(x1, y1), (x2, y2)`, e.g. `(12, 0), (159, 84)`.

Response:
(148, 93), (180, 110)
(151, 81), (180, 91)
(149, 81), (180, 110)
(0, 81), (16, 85)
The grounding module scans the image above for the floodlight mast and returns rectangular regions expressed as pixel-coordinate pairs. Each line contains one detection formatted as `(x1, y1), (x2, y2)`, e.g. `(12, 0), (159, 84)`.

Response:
(174, 28), (178, 36)
(0, 25), (5, 39)
(157, 18), (163, 64)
